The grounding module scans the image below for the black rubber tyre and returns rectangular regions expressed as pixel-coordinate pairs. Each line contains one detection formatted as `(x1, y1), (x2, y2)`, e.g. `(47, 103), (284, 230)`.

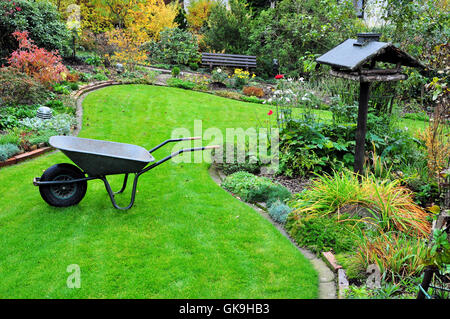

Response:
(39, 163), (87, 207)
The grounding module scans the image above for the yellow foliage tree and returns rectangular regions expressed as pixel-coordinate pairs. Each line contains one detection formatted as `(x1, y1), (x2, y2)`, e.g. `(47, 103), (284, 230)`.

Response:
(106, 27), (148, 71)
(186, 0), (215, 33)
(127, 0), (179, 41)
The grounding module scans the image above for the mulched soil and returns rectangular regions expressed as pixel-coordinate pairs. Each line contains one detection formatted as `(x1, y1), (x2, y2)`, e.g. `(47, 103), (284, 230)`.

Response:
(259, 173), (312, 194)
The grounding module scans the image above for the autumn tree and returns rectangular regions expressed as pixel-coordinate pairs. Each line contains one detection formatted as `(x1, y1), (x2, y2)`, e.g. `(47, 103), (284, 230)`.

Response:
(106, 27), (148, 71)
(186, 0), (216, 33)
(127, 0), (178, 41)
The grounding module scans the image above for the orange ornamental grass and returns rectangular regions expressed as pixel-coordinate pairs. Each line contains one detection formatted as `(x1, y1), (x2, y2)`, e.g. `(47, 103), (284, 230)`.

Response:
(360, 178), (432, 237)
(291, 170), (432, 238)
(355, 231), (428, 281)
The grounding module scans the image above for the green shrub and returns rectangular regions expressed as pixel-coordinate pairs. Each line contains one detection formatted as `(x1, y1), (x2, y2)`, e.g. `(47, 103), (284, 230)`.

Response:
(52, 83), (70, 95)
(19, 114), (75, 135)
(27, 130), (58, 146)
(68, 82), (79, 91)
(202, 0), (252, 54)
(79, 72), (93, 82)
(144, 28), (200, 66)
(166, 78), (196, 90)
(212, 142), (262, 175)
(118, 69), (159, 85)
(93, 72), (108, 81)
(83, 54), (103, 66)
(151, 63), (172, 70)
(0, 0), (69, 61)
(189, 62), (199, 71)
(240, 96), (264, 104)
(0, 67), (48, 106)
(171, 66), (181, 77)
(210, 68), (228, 84)
(221, 171), (290, 205)
(45, 100), (75, 115)
(278, 109), (422, 177)
(248, 0), (360, 78)
(246, 183), (291, 205)
(285, 213), (359, 254)
(222, 171), (274, 202)
(0, 131), (20, 146)
(268, 200), (292, 224)
(0, 104), (38, 130)
(0, 143), (20, 161)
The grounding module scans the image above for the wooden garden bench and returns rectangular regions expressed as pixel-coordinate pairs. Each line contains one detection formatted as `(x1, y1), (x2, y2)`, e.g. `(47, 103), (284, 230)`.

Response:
(201, 53), (257, 69)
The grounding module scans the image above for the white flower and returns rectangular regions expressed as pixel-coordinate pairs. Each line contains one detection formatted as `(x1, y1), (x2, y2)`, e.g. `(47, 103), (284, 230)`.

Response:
(217, 68), (222, 73)
(299, 77), (304, 82)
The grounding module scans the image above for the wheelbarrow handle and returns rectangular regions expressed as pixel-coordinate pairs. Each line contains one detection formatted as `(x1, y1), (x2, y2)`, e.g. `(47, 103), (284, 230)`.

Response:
(148, 137), (202, 153)
(141, 145), (220, 174)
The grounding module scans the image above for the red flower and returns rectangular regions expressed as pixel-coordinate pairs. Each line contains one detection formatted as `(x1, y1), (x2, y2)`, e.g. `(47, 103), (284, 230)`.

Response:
(268, 110), (273, 115)
(275, 74), (284, 79)
(16, 7), (21, 11)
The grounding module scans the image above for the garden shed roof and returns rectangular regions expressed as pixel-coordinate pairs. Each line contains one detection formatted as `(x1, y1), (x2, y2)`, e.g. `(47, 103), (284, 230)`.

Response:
(316, 36), (425, 71)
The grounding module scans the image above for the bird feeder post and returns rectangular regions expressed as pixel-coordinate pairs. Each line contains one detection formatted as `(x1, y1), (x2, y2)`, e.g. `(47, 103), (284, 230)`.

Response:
(316, 33), (424, 178)
(354, 81), (371, 176)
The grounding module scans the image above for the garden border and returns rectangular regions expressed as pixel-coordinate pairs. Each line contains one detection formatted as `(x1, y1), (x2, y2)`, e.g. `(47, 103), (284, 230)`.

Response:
(0, 81), (122, 169)
(0, 146), (54, 168)
(209, 165), (339, 299)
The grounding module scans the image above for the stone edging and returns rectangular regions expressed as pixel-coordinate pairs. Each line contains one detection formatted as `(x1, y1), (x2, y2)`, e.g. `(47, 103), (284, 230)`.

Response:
(0, 146), (54, 168)
(208, 165), (338, 299)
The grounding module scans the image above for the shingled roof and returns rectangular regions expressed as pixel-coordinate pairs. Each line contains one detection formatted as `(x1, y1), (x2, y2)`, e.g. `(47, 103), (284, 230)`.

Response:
(316, 35), (425, 71)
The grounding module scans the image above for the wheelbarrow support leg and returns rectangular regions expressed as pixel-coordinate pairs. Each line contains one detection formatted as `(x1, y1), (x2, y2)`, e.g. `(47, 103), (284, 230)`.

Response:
(101, 174), (140, 210)
(102, 145), (219, 210)
(114, 174), (129, 195)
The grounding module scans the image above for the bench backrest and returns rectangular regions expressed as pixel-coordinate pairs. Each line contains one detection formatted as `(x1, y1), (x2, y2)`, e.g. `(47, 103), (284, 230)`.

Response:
(201, 53), (257, 69)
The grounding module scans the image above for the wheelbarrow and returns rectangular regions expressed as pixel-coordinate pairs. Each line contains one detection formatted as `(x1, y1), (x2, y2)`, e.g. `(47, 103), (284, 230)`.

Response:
(33, 136), (219, 210)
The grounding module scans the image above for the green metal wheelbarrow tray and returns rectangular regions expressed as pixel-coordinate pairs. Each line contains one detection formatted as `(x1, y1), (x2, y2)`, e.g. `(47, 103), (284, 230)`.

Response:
(33, 136), (219, 210)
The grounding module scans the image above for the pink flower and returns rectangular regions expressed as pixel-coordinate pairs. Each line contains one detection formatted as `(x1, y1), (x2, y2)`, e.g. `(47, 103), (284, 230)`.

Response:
(268, 110), (273, 115)
(275, 74), (284, 79)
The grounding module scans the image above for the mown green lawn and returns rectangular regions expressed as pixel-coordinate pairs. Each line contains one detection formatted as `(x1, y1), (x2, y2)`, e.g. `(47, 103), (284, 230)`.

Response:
(0, 85), (320, 298)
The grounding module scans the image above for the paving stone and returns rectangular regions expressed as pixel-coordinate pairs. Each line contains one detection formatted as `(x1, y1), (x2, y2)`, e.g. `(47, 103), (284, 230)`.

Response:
(311, 258), (335, 283)
(319, 282), (337, 299)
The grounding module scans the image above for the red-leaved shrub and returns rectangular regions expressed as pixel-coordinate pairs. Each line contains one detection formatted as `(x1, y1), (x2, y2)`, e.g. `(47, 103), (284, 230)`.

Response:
(7, 30), (68, 87)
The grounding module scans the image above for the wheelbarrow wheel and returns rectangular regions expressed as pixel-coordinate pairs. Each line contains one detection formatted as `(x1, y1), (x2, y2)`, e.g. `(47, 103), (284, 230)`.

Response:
(39, 163), (87, 207)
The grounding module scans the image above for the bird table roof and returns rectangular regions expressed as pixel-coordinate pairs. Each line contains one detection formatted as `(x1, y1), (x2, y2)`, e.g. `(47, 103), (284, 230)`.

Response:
(316, 39), (425, 71)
